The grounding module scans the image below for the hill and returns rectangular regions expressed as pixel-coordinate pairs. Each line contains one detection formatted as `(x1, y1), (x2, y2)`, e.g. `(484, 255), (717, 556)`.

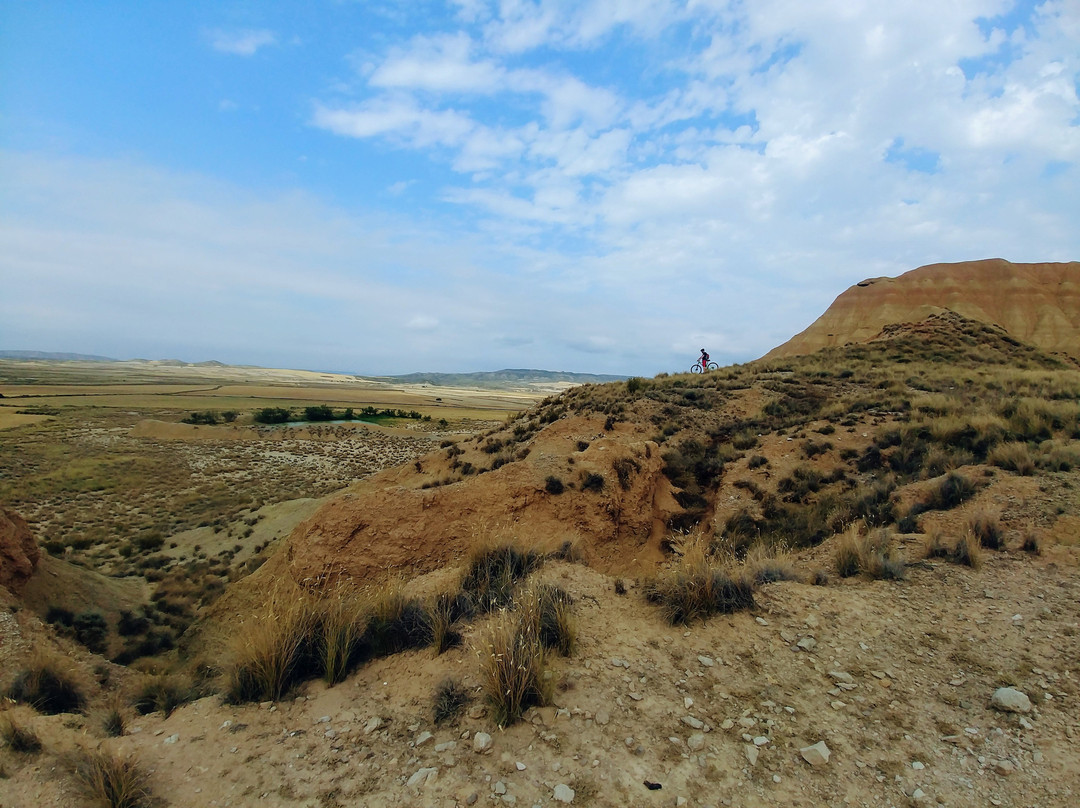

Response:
(765, 258), (1080, 360)
(2, 312), (1079, 807)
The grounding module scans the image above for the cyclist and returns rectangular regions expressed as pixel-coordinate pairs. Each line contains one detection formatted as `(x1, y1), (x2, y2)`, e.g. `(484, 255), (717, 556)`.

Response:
(699, 348), (710, 372)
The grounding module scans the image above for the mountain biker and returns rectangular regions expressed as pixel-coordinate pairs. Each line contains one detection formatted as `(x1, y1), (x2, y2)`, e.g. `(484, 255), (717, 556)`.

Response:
(699, 348), (710, 371)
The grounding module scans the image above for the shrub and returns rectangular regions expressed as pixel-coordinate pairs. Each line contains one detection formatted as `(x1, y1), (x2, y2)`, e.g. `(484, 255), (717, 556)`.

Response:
(102, 699), (126, 737)
(743, 545), (799, 585)
(517, 583), (576, 657)
(834, 526), (905, 580)
(132, 675), (191, 717)
(580, 472), (605, 492)
(7, 655), (85, 714)
(427, 593), (464, 656)
(46, 605), (75, 627)
(747, 455), (769, 469)
(432, 678), (471, 725)
(802, 439), (832, 458)
(613, 579), (626, 595)
(362, 581), (432, 658)
(224, 587), (319, 703)
(923, 531), (950, 559)
(72, 750), (150, 808)
(478, 612), (550, 728)
(1021, 528), (1041, 555)
(989, 442), (1035, 475)
(613, 457), (640, 490)
(917, 472), (977, 513)
(0, 715), (42, 753)
(809, 569), (830, 586)
(969, 508), (1005, 550)
(644, 541), (755, 625)
(73, 611), (109, 654)
(544, 476), (565, 495)
(316, 584), (368, 685)
(459, 544), (542, 613)
(951, 530), (982, 569)
(732, 430), (758, 450)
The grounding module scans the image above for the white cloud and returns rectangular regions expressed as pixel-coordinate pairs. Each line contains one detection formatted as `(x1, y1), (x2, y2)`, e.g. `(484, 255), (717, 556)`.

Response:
(206, 28), (278, 56)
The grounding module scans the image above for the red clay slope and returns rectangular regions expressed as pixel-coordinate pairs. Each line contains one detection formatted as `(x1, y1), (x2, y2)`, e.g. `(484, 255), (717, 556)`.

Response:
(765, 258), (1080, 360)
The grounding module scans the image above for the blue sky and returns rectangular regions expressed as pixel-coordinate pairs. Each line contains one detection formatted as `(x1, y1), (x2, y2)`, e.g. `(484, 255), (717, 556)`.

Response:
(2, 1), (1078, 375)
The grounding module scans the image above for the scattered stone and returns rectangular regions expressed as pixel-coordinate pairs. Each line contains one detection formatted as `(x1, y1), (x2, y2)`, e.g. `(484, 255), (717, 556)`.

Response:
(721, 719), (735, 730)
(911, 787), (927, 801)
(744, 745), (759, 766)
(467, 705), (487, 720)
(516, 762), (526, 771)
(911, 761), (925, 770)
(406, 767), (438, 789)
(829, 671), (855, 685)
(611, 658), (630, 668)
(473, 732), (493, 754)
(364, 717), (382, 734)
(753, 736), (769, 747)
(466, 793), (479, 806)
(796, 637), (817, 652)
(595, 710), (610, 726)
(163, 734), (179, 745)
(994, 760), (1015, 776)
(494, 781), (507, 795)
(738, 717), (756, 728)
(434, 741), (457, 753)
(687, 733), (705, 751)
(991, 688), (1032, 714)
(800, 741), (831, 767)
(755, 617), (769, 626)
(684, 697), (694, 710)
(553, 783), (575, 803)
(698, 655), (715, 667)
(415, 731), (434, 747)
(682, 716), (704, 730)
(316, 715), (331, 724)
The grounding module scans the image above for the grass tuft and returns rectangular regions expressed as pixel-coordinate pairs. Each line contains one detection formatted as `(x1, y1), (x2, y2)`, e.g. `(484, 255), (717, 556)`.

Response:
(6, 654), (86, 715)
(477, 612), (551, 728)
(951, 530), (982, 569)
(834, 526), (905, 580)
(132, 675), (192, 717)
(516, 583), (576, 657)
(73, 750), (151, 808)
(0, 715), (43, 754)
(432, 678), (471, 725)
(459, 543), (543, 613)
(969, 506), (1005, 550)
(644, 539), (756, 625)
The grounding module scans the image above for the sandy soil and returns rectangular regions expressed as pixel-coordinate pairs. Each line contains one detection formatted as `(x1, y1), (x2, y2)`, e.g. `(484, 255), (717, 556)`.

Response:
(1, 538), (1077, 808)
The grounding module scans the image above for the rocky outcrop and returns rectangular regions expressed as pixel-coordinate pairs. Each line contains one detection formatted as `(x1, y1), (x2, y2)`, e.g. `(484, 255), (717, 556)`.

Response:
(0, 508), (41, 595)
(766, 259), (1080, 360)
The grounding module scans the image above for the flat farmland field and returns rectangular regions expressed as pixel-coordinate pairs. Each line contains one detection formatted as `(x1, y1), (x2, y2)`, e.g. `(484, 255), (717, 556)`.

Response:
(0, 358), (550, 643)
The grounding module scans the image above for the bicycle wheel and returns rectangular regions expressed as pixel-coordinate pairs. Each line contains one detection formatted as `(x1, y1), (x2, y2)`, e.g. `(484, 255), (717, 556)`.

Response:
(690, 364), (702, 374)
(707, 362), (719, 371)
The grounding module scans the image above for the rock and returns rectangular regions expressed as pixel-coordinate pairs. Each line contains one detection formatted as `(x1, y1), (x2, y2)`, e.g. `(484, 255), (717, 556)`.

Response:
(467, 705), (487, 719)
(406, 767), (438, 788)
(595, 710), (610, 726)
(744, 745), (759, 766)
(687, 733), (705, 751)
(684, 697), (694, 710)
(681, 716), (704, 730)
(472, 732), (493, 753)
(364, 717), (382, 734)
(911, 761), (925, 770)
(800, 741), (831, 767)
(494, 781), (506, 795)
(516, 761), (526, 771)
(466, 793), (479, 806)
(994, 760), (1015, 776)
(553, 783), (575, 803)
(829, 671), (855, 685)
(796, 637), (817, 652)
(415, 731), (434, 747)
(698, 655), (715, 667)
(434, 741), (457, 753)
(753, 736), (769, 746)
(991, 687), (1032, 714)
(0, 508), (40, 595)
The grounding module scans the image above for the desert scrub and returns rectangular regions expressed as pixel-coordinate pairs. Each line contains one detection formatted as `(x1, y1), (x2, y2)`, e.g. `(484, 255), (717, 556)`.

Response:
(644, 540), (755, 625)
(743, 544), (799, 585)
(459, 542), (543, 613)
(72, 750), (151, 808)
(988, 442), (1035, 475)
(316, 583), (369, 684)
(223, 585), (320, 703)
(951, 530), (982, 569)
(0, 714), (43, 754)
(432, 678), (471, 725)
(478, 611), (551, 728)
(834, 526), (905, 580)
(6, 654), (86, 714)
(968, 506), (1005, 550)
(516, 583), (576, 656)
(132, 674), (192, 717)
(360, 577), (432, 657)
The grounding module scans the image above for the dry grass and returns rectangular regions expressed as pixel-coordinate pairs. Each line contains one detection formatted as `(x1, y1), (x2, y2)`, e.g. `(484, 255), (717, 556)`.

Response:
(6, 652), (86, 715)
(432, 678), (471, 725)
(834, 526), (905, 580)
(223, 584), (320, 703)
(315, 582), (369, 685)
(743, 544), (800, 585)
(0, 714), (42, 754)
(968, 505), (1005, 550)
(132, 674), (192, 717)
(951, 530), (982, 569)
(72, 750), (151, 808)
(477, 611), (551, 728)
(516, 583), (576, 657)
(644, 536), (756, 625)
(988, 442), (1036, 475)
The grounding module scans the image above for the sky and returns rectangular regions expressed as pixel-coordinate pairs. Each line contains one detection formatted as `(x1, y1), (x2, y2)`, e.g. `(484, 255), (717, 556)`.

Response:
(1, 1), (1078, 376)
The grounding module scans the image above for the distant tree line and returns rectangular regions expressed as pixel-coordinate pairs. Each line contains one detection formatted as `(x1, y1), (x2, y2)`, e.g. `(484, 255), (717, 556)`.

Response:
(182, 410), (238, 425)
(251, 405), (431, 424)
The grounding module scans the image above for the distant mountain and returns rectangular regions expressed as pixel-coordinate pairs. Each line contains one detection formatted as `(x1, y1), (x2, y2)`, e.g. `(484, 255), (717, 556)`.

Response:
(765, 258), (1080, 360)
(366, 368), (627, 387)
(0, 350), (116, 361)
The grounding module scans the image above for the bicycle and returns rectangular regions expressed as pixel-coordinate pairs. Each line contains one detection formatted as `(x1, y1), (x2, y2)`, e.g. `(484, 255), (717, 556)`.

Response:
(690, 361), (719, 373)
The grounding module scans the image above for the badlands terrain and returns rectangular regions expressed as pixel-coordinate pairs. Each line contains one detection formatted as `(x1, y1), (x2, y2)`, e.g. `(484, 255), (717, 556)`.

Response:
(1, 260), (1080, 808)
